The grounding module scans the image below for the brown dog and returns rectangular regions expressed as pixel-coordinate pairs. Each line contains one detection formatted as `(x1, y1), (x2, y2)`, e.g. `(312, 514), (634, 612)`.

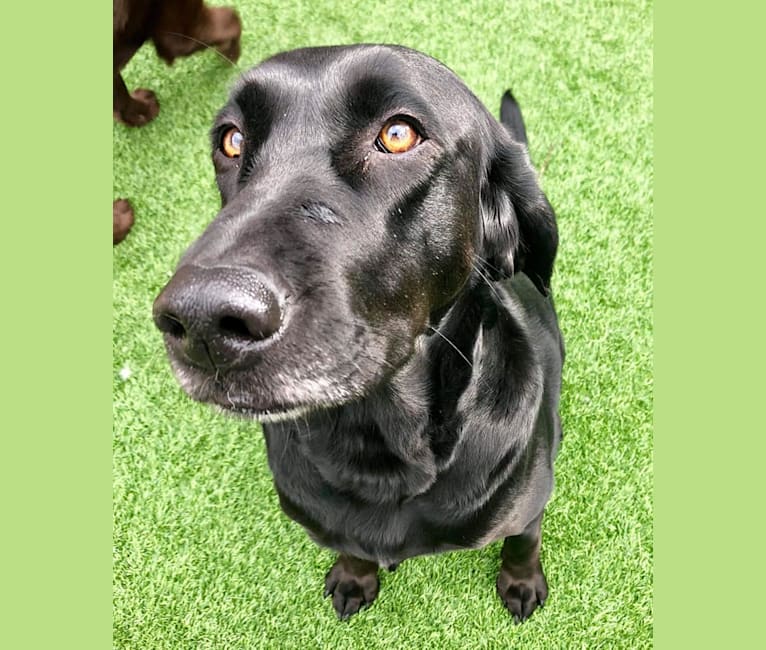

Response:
(113, 0), (242, 244)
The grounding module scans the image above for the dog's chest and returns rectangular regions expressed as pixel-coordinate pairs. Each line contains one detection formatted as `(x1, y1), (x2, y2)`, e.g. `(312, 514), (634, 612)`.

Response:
(261, 416), (521, 564)
(266, 417), (441, 506)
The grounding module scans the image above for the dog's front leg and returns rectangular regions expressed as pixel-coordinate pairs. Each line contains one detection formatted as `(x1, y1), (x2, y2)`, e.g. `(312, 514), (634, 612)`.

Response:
(496, 512), (549, 623)
(323, 554), (380, 620)
(113, 71), (160, 127)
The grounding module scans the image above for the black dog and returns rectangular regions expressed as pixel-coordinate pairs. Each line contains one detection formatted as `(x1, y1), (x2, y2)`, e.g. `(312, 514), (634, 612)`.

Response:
(153, 45), (563, 623)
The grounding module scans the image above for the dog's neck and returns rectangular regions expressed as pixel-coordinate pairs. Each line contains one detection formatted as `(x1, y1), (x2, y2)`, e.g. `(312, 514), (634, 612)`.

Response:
(269, 280), (541, 504)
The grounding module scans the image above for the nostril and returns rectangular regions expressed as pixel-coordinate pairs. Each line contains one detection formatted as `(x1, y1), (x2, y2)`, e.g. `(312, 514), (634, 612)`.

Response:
(156, 313), (186, 339)
(219, 315), (254, 339)
(218, 298), (282, 342)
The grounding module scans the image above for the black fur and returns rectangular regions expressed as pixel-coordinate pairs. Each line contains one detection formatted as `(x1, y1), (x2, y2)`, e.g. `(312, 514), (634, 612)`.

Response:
(154, 45), (564, 623)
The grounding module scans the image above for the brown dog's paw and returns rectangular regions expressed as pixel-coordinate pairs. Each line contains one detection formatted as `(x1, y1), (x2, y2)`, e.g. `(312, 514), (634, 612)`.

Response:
(217, 37), (241, 63)
(496, 563), (548, 624)
(323, 556), (379, 621)
(115, 88), (160, 127)
(113, 199), (135, 245)
(212, 8), (242, 63)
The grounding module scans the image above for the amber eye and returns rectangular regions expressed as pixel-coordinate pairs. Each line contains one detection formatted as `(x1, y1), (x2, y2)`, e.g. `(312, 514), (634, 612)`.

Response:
(221, 127), (243, 158)
(376, 119), (422, 154)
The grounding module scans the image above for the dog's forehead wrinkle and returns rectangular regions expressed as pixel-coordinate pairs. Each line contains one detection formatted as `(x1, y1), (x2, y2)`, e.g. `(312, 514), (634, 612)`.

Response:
(235, 64), (307, 97)
(234, 45), (485, 141)
(237, 46), (369, 103)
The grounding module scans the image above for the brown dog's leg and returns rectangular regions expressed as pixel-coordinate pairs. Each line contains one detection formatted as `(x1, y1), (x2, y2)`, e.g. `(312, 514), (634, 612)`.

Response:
(113, 71), (160, 127)
(496, 512), (548, 623)
(113, 199), (135, 245)
(323, 554), (380, 620)
(152, 3), (241, 65)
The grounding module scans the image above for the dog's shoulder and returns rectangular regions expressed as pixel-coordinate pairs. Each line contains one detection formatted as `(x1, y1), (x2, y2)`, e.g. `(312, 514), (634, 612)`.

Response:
(501, 273), (563, 364)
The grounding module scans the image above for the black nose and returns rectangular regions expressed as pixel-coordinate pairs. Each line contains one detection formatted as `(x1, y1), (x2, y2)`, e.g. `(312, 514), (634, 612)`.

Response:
(153, 265), (284, 370)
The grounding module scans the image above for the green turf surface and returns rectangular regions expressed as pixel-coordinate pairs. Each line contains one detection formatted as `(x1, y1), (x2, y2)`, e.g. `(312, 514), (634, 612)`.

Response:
(113, 0), (652, 647)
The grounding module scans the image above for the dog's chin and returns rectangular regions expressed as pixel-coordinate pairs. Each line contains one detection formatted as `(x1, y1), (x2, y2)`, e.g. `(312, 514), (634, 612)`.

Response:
(166, 354), (366, 424)
(214, 402), (327, 423)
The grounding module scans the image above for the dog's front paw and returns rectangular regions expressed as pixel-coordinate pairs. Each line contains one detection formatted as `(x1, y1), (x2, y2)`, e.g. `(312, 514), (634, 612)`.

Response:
(323, 555), (379, 620)
(496, 563), (548, 624)
(115, 89), (160, 127)
(212, 8), (241, 63)
(217, 37), (241, 63)
(113, 198), (135, 245)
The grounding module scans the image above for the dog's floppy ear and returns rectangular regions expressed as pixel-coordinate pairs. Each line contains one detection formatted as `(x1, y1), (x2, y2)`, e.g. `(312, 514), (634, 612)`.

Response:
(479, 91), (558, 295)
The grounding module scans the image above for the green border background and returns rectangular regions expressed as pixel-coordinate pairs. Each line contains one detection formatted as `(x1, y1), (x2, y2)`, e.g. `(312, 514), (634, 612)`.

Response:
(2, 3), (765, 649)
(0, 3), (112, 650)
(654, 2), (766, 648)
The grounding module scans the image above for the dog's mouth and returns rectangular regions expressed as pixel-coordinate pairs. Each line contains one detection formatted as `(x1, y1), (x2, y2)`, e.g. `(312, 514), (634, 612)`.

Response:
(213, 400), (318, 423)
(166, 350), (364, 423)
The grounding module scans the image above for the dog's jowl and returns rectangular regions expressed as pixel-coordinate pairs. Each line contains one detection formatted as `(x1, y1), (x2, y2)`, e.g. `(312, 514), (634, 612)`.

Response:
(154, 45), (564, 623)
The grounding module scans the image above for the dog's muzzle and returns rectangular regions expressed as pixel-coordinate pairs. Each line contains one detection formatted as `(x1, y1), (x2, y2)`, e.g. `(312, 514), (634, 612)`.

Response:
(153, 265), (286, 371)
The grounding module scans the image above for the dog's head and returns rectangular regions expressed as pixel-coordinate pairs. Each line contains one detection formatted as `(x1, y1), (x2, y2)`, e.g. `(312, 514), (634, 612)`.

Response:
(153, 45), (557, 420)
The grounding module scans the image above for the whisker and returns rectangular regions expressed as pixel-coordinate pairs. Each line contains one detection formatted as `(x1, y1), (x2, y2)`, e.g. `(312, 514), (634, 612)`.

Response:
(301, 412), (316, 441)
(426, 325), (473, 368)
(538, 141), (559, 177)
(472, 262), (505, 304)
(472, 253), (503, 277)
(161, 31), (241, 69)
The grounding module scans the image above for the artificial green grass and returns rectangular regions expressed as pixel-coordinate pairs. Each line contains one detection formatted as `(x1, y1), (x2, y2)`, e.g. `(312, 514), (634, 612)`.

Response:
(113, 0), (652, 647)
